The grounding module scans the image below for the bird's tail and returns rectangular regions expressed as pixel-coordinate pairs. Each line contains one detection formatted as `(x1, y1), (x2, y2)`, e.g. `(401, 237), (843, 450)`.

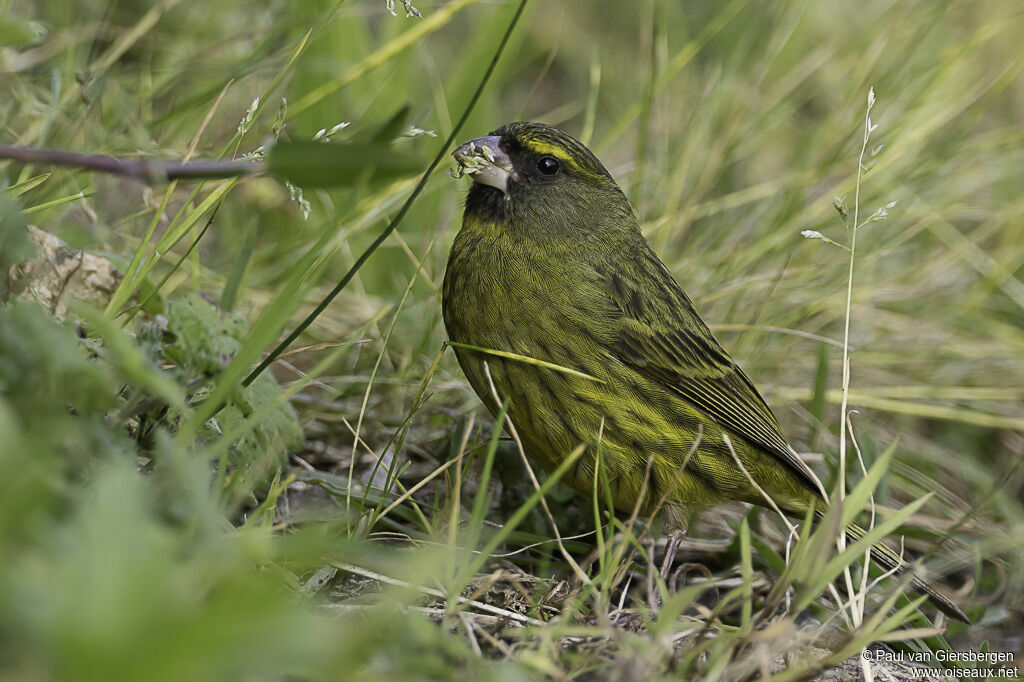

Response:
(843, 521), (969, 623)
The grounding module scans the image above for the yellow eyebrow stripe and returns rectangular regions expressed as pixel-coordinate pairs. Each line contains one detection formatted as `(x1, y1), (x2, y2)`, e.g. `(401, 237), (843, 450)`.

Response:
(521, 140), (577, 166)
(520, 138), (605, 183)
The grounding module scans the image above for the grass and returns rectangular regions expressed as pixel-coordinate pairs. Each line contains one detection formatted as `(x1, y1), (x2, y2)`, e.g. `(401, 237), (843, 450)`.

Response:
(2, 0), (1023, 679)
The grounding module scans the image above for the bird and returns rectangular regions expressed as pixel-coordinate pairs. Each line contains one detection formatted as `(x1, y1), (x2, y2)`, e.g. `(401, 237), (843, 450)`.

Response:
(441, 120), (967, 623)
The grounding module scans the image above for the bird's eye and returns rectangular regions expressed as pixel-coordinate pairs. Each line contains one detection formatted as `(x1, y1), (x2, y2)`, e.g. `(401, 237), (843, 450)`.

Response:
(537, 156), (560, 176)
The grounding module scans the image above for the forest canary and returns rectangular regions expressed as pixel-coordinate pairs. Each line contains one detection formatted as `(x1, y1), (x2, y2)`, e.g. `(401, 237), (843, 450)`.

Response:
(442, 121), (966, 622)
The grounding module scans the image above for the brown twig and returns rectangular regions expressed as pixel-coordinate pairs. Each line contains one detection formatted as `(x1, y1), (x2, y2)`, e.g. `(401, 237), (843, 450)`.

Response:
(0, 144), (260, 183)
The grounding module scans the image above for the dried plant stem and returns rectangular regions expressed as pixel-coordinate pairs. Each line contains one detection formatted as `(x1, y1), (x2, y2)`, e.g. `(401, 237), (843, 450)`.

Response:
(839, 87), (877, 633)
(0, 144), (259, 182)
(333, 563), (544, 626)
(839, 88), (876, 504)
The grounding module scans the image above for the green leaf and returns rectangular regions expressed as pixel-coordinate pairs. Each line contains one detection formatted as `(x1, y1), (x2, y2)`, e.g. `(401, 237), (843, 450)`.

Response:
(2, 173), (51, 197)
(0, 17), (47, 48)
(839, 440), (897, 530)
(99, 252), (165, 315)
(220, 226), (257, 312)
(266, 140), (421, 188)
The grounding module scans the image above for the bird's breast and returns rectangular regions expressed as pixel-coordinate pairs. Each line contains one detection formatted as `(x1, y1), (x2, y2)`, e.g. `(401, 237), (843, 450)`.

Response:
(443, 230), (609, 362)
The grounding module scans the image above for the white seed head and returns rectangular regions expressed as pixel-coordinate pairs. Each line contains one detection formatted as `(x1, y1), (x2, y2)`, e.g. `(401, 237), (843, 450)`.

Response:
(237, 97), (261, 135)
(273, 98), (288, 139)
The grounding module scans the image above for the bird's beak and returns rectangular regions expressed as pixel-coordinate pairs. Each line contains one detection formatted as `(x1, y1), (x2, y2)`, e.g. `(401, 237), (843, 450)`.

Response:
(452, 135), (513, 194)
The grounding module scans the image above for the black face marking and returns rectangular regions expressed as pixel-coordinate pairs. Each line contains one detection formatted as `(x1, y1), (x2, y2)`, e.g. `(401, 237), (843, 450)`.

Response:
(460, 121), (628, 229)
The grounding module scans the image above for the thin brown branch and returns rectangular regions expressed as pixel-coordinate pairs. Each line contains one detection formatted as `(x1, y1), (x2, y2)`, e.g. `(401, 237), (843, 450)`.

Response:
(0, 144), (261, 183)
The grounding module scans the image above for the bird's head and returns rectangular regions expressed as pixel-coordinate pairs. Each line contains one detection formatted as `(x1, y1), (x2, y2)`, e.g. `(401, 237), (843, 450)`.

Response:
(452, 121), (633, 240)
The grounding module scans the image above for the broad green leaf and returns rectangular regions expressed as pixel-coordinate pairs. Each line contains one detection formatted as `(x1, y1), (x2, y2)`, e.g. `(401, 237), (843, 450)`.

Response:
(266, 140), (421, 188)
(0, 17), (46, 48)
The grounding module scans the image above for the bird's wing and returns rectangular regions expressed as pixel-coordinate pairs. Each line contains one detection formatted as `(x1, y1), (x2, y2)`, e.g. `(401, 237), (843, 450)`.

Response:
(603, 262), (825, 498)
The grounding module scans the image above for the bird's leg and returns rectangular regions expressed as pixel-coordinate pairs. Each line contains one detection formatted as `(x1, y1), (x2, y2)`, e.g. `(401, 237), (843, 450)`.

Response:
(659, 528), (687, 585)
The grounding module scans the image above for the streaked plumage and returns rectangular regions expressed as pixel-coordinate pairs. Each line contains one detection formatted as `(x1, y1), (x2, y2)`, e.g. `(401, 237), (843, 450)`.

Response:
(442, 121), (966, 622)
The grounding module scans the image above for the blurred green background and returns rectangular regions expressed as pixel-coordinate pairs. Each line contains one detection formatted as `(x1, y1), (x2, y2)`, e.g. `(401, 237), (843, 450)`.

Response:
(2, 0), (1022, 679)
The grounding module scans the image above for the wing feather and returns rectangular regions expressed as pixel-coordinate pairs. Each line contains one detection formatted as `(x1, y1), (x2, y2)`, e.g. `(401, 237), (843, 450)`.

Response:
(606, 262), (824, 498)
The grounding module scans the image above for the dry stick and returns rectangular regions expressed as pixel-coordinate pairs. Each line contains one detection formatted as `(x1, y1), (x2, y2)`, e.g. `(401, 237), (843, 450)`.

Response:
(375, 456), (461, 522)
(334, 562), (544, 626)
(243, 0), (533, 387)
(471, 622), (517, 658)
(459, 570), (514, 621)
(489, 530), (598, 558)
(357, 528), (598, 560)
(184, 80), (236, 161)
(480, 362), (591, 586)
(323, 604), (510, 630)
(459, 612), (483, 657)
(0, 145), (259, 182)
